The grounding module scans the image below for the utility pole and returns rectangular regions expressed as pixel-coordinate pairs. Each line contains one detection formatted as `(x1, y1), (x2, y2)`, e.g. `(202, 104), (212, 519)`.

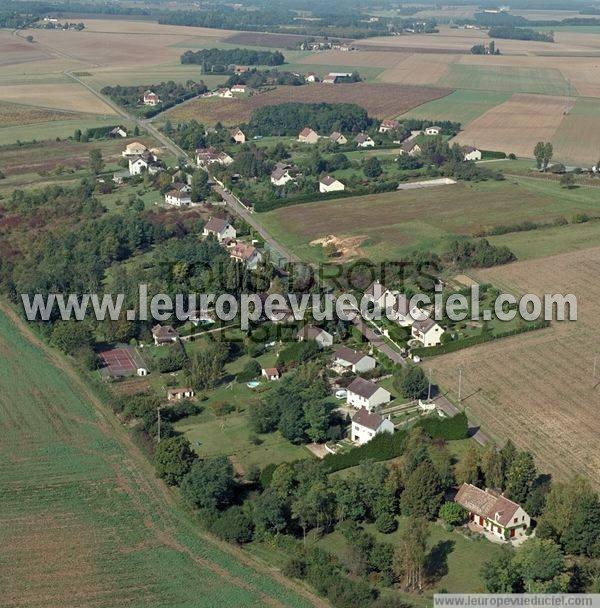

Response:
(458, 367), (463, 403)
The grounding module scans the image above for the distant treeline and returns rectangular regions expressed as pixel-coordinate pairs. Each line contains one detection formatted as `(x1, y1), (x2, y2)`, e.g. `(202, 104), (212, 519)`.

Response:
(488, 26), (554, 42)
(248, 102), (374, 136)
(180, 48), (285, 71)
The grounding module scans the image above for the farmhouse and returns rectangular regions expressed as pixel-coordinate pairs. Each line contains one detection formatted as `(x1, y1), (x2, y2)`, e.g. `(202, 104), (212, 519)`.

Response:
(305, 72), (318, 82)
(152, 324), (179, 346)
(400, 140), (422, 157)
(298, 127), (319, 144)
(231, 84), (248, 95)
(167, 387), (195, 401)
(346, 377), (391, 411)
(411, 317), (444, 347)
(355, 133), (375, 148)
(271, 165), (294, 186)
(262, 367), (281, 381)
(330, 131), (348, 145)
(143, 90), (160, 106)
(128, 152), (160, 176)
(231, 128), (246, 144)
(334, 346), (376, 373)
(122, 141), (148, 157)
(323, 72), (352, 84)
(425, 125), (441, 135)
(230, 242), (263, 269)
(196, 147), (233, 168)
(165, 190), (192, 207)
(393, 293), (425, 327)
(462, 145), (482, 161)
(203, 217), (237, 241)
(319, 175), (345, 193)
(455, 483), (531, 541)
(351, 408), (395, 445)
(217, 88), (234, 98)
(379, 119), (400, 133)
(298, 325), (334, 348)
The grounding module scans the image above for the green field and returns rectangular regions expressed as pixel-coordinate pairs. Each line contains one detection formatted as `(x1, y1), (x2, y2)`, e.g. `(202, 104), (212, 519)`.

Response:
(258, 175), (600, 262)
(402, 90), (511, 126)
(0, 306), (317, 608)
(437, 64), (575, 96)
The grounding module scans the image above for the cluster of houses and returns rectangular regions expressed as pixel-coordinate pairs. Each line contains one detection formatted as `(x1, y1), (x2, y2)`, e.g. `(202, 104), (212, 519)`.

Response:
(196, 146), (234, 169)
(299, 41), (355, 52)
(202, 216), (264, 269)
(211, 84), (251, 98)
(297, 127), (374, 149)
(364, 280), (445, 347)
(116, 141), (164, 181)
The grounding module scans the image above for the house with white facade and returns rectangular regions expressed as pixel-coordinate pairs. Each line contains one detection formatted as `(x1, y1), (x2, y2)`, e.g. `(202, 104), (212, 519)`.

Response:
(351, 407), (395, 445)
(271, 165), (294, 186)
(379, 119), (399, 133)
(167, 387), (194, 401)
(298, 325), (333, 348)
(462, 145), (482, 161)
(231, 128), (246, 143)
(165, 190), (192, 207)
(298, 127), (319, 144)
(230, 242), (263, 269)
(203, 217), (236, 241)
(330, 131), (348, 145)
(334, 346), (376, 373)
(425, 125), (441, 135)
(455, 483), (531, 541)
(122, 141), (148, 157)
(411, 317), (444, 347)
(355, 133), (375, 148)
(319, 175), (345, 193)
(346, 377), (391, 411)
(363, 280), (396, 312)
(143, 90), (160, 106)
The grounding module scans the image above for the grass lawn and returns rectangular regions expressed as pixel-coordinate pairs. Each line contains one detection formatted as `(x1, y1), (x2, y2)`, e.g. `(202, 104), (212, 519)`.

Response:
(258, 176), (600, 263)
(317, 517), (499, 596)
(437, 64), (574, 96)
(402, 90), (511, 127)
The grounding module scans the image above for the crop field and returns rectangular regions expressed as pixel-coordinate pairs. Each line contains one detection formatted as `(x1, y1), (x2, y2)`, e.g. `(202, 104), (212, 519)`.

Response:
(0, 305), (320, 608)
(223, 31), (317, 48)
(429, 246), (600, 488)
(550, 98), (600, 166)
(378, 53), (457, 86)
(438, 64), (573, 96)
(259, 177), (600, 262)
(164, 82), (452, 125)
(402, 90), (511, 127)
(453, 93), (571, 159)
(297, 49), (407, 68)
(0, 100), (83, 127)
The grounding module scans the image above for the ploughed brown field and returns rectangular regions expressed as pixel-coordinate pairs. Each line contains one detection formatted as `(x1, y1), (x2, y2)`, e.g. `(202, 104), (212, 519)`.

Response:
(430, 247), (600, 488)
(164, 82), (453, 124)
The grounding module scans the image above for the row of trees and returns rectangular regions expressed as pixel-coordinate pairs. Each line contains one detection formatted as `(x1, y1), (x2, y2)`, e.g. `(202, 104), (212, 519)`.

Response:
(180, 48), (285, 70)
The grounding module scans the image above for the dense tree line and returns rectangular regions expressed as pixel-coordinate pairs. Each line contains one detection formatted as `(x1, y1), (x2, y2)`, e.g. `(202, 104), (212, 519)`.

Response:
(445, 237), (517, 268)
(488, 26), (554, 42)
(248, 102), (374, 136)
(180, 48), (285, 71)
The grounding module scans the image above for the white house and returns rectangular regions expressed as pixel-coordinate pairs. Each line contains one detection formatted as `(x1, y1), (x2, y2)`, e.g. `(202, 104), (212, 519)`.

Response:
(305, 72), (318, 82)
(298, 127), (319, 144)
(455, 483), (531, 541)
(363, 280), (397, 312)
(203, 217), (236, 241)
(334, 346), (376, 373)
(231, 128), (246, 144)
(400, 140), (422, 157)
(298, 325), (334, 348)
(262, 367), (281, 381)
(165, 190), (192, 207)
(230, 242), (262, 269)
(167, 387), (194, 401)
(346, 377), (391, 411)
(128, 156), (148, 175)
(411, 317), (444, 347)
(152, 324), (179, 346)
(351, 407), (395, 445)
(196, 147), (233, 168)
(271, 165), (294, 186)
(110, 126), (128, 138)
(330, 131), (348, 145)
(122, 141), (148, 157)
(143, 90), (160, 106)
(379, 119), (400, 133)
(319, 175), (345, 193)
(462, 145), (482, 161)
(231, 84), (248, 95)
(425, 125), (441, 135)
(393, 293), (425, 327)
(216, 88), (233, 98)
(355, 133), (375, 148)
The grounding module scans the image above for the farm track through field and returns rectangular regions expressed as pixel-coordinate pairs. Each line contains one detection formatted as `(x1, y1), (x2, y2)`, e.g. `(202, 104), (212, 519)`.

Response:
(0, 300), (327, 608)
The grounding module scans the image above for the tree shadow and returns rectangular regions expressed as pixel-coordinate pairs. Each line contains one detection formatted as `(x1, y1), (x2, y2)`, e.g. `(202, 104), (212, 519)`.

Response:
(425, 539), (455, 581)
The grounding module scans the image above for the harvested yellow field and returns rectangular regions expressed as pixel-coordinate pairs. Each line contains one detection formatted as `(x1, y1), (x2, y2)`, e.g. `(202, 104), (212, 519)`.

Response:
(430, 247), (600, 487)
(453, 93), (569, 158)
(297, 49), (407, 68)
(0, 100), (81, 127)
(0, 83), (116, 114)
(378, 53), (458, 85)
